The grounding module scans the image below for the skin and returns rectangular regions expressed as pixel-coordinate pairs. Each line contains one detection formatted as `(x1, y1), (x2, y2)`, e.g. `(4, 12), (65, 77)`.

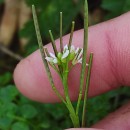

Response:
(14, 12), (130, 130)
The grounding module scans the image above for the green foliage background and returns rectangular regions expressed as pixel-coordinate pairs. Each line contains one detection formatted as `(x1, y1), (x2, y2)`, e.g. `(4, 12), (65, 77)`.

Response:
(0, 0), (130, 130)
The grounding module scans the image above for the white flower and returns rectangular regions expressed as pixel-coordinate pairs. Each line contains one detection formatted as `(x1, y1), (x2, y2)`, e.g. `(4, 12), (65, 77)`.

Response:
(63, 44), (75, 53)
(61, 44), (75, 61)
(64, 44), (68, 50)
(75, 47), (79, 54)
(70, 45), (75, 52)
(72, 48), (83, 65)
(50, 52), (56, 58)
(62, 50), (69, 59)
(45, 44), (88, 66)
(45, 53), (58, 64)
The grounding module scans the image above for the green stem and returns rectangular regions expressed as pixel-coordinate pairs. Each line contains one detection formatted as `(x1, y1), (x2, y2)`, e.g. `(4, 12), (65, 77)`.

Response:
(62, 64), (80, 128)
(49, 30), (58, 56)
(44, 48), (62, 78)
(76, 0), (88, 115)
(60, 12), (63, 52)
(49, 30), (63, 76)
(82, 53), (93, 127)
(68, 21), (75, 50)
(32, 5), (66, 105)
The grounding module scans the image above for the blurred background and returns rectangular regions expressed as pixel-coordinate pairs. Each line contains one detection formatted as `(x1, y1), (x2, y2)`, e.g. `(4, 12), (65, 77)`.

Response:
(0, 0), (130, 130)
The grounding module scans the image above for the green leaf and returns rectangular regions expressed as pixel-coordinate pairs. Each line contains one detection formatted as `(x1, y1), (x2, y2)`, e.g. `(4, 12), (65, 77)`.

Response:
(101, 0), (130, 19)
(0, 85), (19, 102)
(20, 104), (38, 119)
(40, 121), (50, 129)
(101, 0), (124, 12)
(20, 0), (82, 53)
(0, 117), (12, 129)
(0, 72), (12, 86)
(0, 0), (4, 4)
(123, 0), (130, 12)
(39, 0), (82, 38)
(0, 102), (18, 118)
(12, 122), (29, 130)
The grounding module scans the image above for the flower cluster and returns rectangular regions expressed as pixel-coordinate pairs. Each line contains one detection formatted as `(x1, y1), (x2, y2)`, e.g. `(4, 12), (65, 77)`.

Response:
(45, 44), (84, 66)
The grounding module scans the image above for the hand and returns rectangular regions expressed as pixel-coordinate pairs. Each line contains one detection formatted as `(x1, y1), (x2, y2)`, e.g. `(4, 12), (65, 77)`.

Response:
(14, 12), (130, 130)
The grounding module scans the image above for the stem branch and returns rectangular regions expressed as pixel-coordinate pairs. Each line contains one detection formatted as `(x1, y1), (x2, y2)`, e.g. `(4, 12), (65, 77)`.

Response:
(76, 0), (88, 115)
(32, 5), (66, 105)
(82, 53), (93, 127)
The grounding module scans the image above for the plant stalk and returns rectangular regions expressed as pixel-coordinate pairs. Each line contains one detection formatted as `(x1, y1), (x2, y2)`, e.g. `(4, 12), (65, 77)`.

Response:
(76, 0), (88, 115)
(60, 12), (63, 52)
(62, 63), (80, 127)
(82, 53), (93, 127)
(32, 5), (66, 105)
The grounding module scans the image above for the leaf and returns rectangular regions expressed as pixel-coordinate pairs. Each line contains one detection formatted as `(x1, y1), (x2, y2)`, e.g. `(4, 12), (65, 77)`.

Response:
(0, 72), (12, 86)
(0, 117), (12, 129)
(101, 0), (123, 12)
(40, 121), (50, 129)
(123, 0), (130, 12)
(0, 85), (19, 102)
(0, 0), (4, 4)
(0, 102), (18, 118)
(12, 122), (29, 130)
(20, 0), (82, 54)
(20, 104), (38, 119)
(38, 0), (82, 38)
(101, 0), (130, 19)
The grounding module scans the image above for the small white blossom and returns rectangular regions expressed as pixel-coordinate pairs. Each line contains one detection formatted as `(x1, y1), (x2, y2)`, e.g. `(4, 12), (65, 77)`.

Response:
(72, 48), (83, 65)
(78, 58), (82, 64)
(75, 47), (79, 54)
(70, 45), (75, 52)
(45, 57), (53, 62)
(45, 44), (88, 66)
(62, 50), (69, 59)
(64, 44), (68, 50)
(53, 58), (58, 64)
(45, 53), (58, 64)
(50, 52), (56, 58)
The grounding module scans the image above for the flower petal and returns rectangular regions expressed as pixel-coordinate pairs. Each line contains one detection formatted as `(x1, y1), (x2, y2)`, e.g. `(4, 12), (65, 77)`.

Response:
(49, 52), (56, 58)
(53, 58), (58, 64)
(70, 45), (75, 52)
(62, 50), (69, 59)
(45, 57), (53, 62)
(78, 58), (82, 64)
(64, 44), (68, 50)
(75, 47), (79, 54)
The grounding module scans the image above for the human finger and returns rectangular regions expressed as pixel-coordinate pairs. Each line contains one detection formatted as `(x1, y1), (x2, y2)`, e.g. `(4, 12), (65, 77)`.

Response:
(66, 102), (130, 130)
(14, 12), (130, 103)
(92, 102), (130, 130)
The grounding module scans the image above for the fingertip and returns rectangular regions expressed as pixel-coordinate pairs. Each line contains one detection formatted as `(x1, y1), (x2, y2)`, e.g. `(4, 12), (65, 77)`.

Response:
(13, 50), (60, 103)
(13, 51), (41, 101)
